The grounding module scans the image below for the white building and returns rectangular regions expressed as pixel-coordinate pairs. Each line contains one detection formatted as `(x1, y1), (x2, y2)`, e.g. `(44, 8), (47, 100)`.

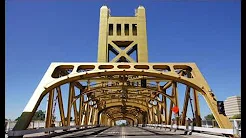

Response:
(224, 96), (241, 118)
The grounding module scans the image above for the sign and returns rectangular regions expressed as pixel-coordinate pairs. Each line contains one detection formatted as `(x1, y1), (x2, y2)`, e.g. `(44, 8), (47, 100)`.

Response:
(172, 106), (179, 114)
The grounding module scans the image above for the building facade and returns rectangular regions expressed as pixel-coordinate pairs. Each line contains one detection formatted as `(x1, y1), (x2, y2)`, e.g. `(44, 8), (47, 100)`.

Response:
(224, 96), (241, 118)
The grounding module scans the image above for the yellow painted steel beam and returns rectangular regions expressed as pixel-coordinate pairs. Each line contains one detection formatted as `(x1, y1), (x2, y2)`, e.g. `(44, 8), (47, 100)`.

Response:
(82, 94), (164, 106)
(84, 92), (159, 101)
(157, 82), (163, 124)
(71, 84), (79, 125)
(74, 82), (86, 90)
(101, 98), (159, 107)
(77, 77), (170, 82)
(107, 118), (111, 126)
(162, 70), (184, 90)
(111, 114), (138, 121)
(105, 101), (148, 111)
(105, 109), (141, 117)
(107, 111), (140, 118)
(45, 89), (54, 128)
(193, 89), (202, 126)
(157, 102), (162, 124)
(149, 107), (153, 123)
(78, 89), (84, 125)
(173, 82), (180, 125)
(74, 85), (174, 103)
(110, 41), (137, 63)
(147, 109), (151, 124)
(89, 106), (94, 125)
(56, 87), (65, 126)
(180, 70), (191, 125)
(168, 83), (175, 125)
(42, 64), (210, 97)
(191, 64), (232, 128)
(93, 109), (98, 125)
(152, 106), (156, 124)
(181, 86), (191, 125)
(90, 107), (95, 125)
(162, 90), (168, 124)
(97, 6), (109, 62)
(57, 70), (85, 90)
(66, 83), (74, 126)
(81, 103), (87, 125)
(98, 105), (147, 119)
(160, 104), (165, 123)
(84, 103), (89, 125)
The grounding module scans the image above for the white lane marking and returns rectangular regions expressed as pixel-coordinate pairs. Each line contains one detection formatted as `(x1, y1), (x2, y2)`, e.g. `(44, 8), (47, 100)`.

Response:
(121, 127), (126, 138)
(93, 127), (108, 137)
(108, 131), (119, 133)
(120, 127), (125, 138)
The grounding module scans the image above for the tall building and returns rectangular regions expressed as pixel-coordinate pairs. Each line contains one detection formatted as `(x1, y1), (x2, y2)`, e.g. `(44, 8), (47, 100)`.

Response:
(224, 96), (241, 118)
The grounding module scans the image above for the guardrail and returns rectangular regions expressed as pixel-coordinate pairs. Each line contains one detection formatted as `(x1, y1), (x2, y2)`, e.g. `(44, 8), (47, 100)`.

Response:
(8, 124), (100, 137)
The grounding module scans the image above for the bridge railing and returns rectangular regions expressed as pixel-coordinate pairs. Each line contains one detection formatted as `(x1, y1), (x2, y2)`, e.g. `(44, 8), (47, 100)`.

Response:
(5, 121), (78, 133)
(138, 122), (240, 137)
(8, 124), (101, 137)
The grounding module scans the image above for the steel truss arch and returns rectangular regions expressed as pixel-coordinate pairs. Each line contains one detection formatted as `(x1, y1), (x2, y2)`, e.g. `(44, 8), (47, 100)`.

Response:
(13, 63), (232, 131)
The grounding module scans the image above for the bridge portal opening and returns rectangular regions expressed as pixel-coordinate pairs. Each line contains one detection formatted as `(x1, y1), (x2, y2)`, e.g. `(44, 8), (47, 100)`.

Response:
(116, 120), (127, 126)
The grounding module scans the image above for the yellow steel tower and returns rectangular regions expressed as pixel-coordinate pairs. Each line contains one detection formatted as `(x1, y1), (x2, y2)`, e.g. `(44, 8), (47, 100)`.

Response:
(98, 6), (148, 63)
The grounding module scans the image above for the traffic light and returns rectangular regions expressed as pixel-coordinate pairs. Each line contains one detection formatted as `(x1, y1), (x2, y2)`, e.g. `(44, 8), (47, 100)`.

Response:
(141, 79), (147, 88)
(217, 101), (225, 114)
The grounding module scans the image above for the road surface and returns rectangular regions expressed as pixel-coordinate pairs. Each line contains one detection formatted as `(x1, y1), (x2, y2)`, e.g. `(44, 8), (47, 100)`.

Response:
(49, 126), (225, 138)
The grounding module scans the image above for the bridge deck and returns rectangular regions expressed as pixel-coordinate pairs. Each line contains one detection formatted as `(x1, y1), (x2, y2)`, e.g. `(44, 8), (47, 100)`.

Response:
(7, 126), (226, 138)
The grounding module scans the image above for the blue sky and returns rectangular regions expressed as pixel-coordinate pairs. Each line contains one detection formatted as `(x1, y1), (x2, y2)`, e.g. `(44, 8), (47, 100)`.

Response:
(6, 1), (240, 121)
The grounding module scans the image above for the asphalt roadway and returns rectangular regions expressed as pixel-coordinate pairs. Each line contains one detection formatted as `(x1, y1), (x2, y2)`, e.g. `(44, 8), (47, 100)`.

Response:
(48, 126), (225, 138)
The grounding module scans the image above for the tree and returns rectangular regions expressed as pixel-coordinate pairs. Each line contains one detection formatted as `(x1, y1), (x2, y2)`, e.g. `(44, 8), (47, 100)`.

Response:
(204, 114), (214, 121)
(119, 123), (126, 127)
(230, 114), (241, 119)
(15, 110), (46, 121)
(15, 117), (21, 121)
(32, 110), (46, 121)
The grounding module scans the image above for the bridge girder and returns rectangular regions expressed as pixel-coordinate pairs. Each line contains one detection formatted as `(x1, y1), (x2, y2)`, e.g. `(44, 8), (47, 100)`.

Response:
(101, 106), (144, 119)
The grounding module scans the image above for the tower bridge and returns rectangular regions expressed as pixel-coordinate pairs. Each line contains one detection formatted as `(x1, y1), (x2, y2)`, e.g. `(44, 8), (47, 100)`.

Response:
(8, 5), (237, 138)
